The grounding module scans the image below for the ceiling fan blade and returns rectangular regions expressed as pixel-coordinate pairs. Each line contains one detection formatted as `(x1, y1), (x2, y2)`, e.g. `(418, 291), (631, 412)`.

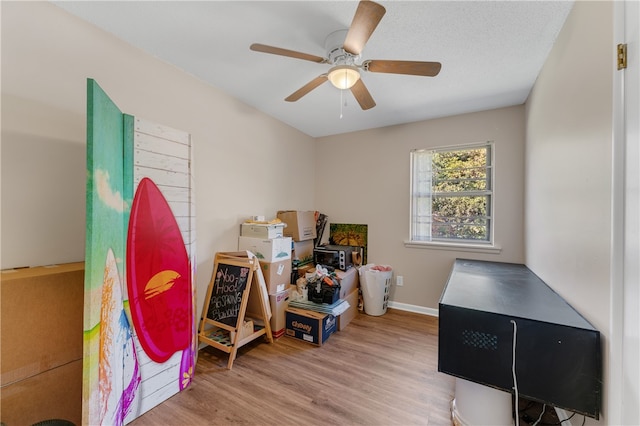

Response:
(285, 75), (328, 102)
(350, 79), (376, 110)
(365, 60), (442, 77)
(250, 43), (327, 63)
(343, 1), (386, 56)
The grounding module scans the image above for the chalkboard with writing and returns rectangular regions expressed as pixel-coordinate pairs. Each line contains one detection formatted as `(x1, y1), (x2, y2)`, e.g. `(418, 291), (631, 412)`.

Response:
(199, 252), (273, 369)
(206, 262), (251, 327)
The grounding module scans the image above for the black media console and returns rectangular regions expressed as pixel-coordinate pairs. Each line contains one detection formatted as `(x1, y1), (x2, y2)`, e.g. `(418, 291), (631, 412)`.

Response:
(438, 259), (601, 419)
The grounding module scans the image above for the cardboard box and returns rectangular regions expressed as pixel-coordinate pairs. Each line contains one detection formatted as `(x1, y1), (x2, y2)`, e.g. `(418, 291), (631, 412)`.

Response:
(285, 307), (337, 346)
(277, 210), (317, 241)
(246, 285), (292, 339)
(335, 267), (359, 299)
(0, 263), (84, 426)
(0, 359), (82, 426)
(1, 263), (84, 386)
(270, 287), (292, 338)
(296, 263), (315, 281)
(337, 289), (360, 331)
(259, 259), (292, 294)
(292, 239), (315, 264)
(241, 223), (285, 239)
(238, 236), (292, 262)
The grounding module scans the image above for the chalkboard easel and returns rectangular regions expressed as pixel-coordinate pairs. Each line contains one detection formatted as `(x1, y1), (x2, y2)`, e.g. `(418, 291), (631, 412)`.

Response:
(198, 252), (273, 369)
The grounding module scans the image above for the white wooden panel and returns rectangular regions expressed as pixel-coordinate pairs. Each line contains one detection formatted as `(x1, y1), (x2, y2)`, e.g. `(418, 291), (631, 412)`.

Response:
(135, 117), (189, 145)
(157, 186), (191, 203)
(134, 149), (190, 174)
(134, 167), (189, 188)
(127, 118), (194, 425)
(163, 201), (190, 218)
(137, 380), (180, 416)
(140, 360), (180, 390)
(132, 341), (180, 372)
(135, 132), (190, 159)
(126, 334), (180, 422)
(175, 217), (192, 233)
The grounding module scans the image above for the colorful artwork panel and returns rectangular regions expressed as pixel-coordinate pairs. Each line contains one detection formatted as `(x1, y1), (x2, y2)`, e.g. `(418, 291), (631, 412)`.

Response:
(84, 80), (196, 425)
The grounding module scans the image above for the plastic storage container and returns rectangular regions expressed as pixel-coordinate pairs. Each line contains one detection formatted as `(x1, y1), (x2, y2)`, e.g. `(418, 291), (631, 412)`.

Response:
(359, 264), (392, 316)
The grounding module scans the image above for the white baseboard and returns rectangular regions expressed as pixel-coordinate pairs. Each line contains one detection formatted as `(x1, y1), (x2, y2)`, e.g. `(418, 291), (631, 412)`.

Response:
(388, 300), (439, 317)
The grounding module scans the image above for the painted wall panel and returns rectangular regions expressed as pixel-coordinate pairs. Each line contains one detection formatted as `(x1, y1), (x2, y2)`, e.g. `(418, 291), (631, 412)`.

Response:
(84, 79), (195, 425)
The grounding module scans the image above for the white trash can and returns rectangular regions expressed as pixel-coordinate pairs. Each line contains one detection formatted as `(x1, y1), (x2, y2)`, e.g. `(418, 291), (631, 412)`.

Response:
(359, 264), (392, 316)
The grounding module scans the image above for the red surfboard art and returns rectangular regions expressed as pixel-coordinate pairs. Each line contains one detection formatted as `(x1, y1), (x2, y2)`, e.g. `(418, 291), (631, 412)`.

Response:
(127, 177), (191, 363)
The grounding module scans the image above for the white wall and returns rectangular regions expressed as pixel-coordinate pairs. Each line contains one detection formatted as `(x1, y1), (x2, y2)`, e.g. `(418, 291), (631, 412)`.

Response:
(315, 106), (526, 310)
(525, 1), (613, 423)
(0, 2), (316, 314)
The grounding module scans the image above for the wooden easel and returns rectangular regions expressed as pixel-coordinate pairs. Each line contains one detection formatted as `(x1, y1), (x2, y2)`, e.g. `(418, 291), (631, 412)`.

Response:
(198, 252), (273, 369)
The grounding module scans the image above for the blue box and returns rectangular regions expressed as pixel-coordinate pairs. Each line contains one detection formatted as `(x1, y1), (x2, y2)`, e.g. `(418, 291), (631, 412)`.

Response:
(285, 307), (337, 346)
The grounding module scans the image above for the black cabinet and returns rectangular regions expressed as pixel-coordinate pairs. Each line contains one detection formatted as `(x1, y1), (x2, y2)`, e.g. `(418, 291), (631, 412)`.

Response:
(438, 259), (601, 419)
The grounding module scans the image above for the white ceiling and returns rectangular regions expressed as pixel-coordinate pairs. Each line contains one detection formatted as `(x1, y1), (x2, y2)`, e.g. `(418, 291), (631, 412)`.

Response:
(52, 1), (574, 138)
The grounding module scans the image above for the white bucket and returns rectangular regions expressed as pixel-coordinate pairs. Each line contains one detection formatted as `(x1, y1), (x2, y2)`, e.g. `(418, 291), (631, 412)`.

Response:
(451, 378), (513, 426)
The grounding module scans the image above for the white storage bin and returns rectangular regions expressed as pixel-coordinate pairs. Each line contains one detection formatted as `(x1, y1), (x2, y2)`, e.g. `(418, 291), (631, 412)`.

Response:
(359, 264), (392, 316)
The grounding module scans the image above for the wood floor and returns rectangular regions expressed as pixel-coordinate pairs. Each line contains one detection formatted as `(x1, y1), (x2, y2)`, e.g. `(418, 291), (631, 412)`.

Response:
(129, 308), (456, 426)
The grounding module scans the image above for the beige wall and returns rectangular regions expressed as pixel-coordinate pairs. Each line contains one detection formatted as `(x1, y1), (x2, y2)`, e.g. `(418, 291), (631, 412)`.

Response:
(315, 105), (526, 311)
(2, 2), (526, 315)
(1, 1), (624, 421)
(525, 1), (613, 423)
(0, 2), (316, 313)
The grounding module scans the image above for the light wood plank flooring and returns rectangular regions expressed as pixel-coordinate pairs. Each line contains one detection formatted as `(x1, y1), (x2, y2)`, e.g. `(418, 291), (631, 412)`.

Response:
(130, 309), (455, 426)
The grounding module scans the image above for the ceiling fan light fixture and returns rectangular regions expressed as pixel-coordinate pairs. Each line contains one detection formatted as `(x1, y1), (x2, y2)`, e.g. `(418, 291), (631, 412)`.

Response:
(327, 65), (360, 89)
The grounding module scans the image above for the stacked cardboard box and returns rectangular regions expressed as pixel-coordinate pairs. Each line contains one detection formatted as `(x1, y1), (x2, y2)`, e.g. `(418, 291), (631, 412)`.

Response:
(275, 211), (361, 345)
(277, 210), (317, 283)
(239, 220), (294, 338)
(238, 234), (292, 294)
(334, 267), (360, 331)
(1, 263), (84, 426)
(276, 210), (317, 242)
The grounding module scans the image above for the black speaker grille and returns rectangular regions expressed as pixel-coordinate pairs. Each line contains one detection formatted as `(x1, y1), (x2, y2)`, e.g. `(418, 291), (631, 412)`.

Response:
(462, 329), (498, 350)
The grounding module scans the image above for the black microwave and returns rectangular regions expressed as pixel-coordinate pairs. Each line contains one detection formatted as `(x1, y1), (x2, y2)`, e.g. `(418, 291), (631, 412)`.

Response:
(313, 245), (355, 271)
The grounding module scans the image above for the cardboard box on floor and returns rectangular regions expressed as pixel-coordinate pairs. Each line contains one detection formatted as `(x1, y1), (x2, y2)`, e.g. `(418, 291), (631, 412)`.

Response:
(1, 360), (83, 426)
(338, 289), (360, 331)
(277, 210), (317, 241)
(247, 285), (293, 339)
(0, 262), (84, 426)
(285, 307), (337, 346)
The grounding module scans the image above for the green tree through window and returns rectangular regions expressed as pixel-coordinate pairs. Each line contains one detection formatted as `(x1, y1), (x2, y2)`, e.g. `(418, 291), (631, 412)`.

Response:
(411, 143), (493, 243)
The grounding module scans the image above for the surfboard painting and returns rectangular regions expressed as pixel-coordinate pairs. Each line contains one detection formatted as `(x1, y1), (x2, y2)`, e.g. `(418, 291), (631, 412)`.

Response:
(84, 79), (195, 425)
(126, 177), (192, 363)
(99, 249), (141, 426)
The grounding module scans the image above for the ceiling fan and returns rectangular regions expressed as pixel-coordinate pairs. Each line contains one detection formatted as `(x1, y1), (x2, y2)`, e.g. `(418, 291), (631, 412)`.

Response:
(250, 0), (442, 110)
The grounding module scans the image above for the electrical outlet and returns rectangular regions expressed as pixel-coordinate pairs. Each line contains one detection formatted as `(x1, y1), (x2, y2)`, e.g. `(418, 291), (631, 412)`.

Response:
(396, 275), (404, 286)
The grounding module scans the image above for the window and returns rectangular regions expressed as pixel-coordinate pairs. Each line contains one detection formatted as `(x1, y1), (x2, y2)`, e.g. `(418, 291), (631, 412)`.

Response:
(410, 142), (494, 245)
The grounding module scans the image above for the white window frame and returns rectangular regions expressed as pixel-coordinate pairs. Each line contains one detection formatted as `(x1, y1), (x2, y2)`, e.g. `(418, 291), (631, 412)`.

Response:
(405, 142), (500, 254)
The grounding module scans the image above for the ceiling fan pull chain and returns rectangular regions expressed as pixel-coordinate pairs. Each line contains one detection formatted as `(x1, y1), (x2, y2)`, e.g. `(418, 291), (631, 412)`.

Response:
(340, 90), (344, 119)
